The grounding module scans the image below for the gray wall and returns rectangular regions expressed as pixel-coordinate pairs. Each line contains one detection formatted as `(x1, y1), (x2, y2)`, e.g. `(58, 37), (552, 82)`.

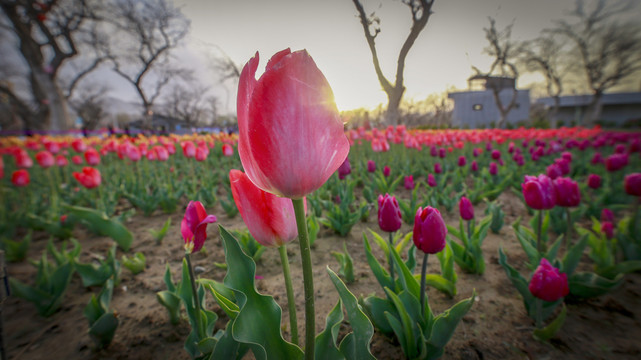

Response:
(449, 89), (530, 128)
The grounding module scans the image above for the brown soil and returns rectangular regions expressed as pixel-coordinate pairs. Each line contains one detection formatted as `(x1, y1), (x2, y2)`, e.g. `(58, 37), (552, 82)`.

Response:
(5, 190), (641, 360)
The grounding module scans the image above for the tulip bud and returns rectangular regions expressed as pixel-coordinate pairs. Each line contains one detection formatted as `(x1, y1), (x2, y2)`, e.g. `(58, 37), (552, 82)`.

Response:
(434, 163), (442, 174)
(522, 174), (556, 210)
(427, 174), (437, 187)
(471, 160), (478, 172)
(413, 206), (447, 254)
(338, 157), (351, 180)
(601, 221), (614, 239)
(378, 194), (402, 232)
(36, 151), (55, 168)
(605, 153), (628, 172)
(491, 149), (501, 160)
(367, 160), (376, 173)
(438, 148), (446, 158)
(529, 258), (569, 302)
(587, 174), (601, 189)
(554, 177), (581, 207)
(181, 201), (217, 254)
(11, 169), (30, 187)
(222, 143), (234, 157)
(457, 156), (466, 167)
(383, 166), (391, 177)
(403, 175), (415, 190)
(489, 162), (498, 176)
(546, 164), (562, 179)
(624, 173), (641, 197)
(459, 196), (474, 220)
(601, 208), (614, 223)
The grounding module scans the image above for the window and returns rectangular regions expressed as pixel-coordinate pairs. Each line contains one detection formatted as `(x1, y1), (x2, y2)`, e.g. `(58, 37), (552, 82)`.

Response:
(473, 104), (483, 111)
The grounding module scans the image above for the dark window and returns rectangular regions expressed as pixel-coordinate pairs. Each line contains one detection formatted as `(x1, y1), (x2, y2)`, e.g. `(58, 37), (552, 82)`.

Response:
(473, 104), (483, 111)
(514, 103), (520, 109)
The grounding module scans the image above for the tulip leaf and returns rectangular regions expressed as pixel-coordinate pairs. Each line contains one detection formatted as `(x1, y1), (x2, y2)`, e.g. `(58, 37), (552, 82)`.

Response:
(384, 289), (417, 359)
(426, 291), (475, 359)
(561, 235), (588, 276)
(363, 233), (394, 291)
(63, 205), (133, 251)
(218, 225), (303, 360)
(360, 296), (395, 335)
(533, 304), (567, 342)
(314, 300), (345, 360)
(568, 272), (624, 299)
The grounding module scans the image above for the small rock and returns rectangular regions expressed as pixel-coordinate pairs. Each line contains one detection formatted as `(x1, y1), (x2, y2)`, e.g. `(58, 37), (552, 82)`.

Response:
(194, 266), (206, 275)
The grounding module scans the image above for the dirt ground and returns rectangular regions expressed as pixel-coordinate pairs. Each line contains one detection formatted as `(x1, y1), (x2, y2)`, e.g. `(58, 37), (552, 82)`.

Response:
(5, 189), (641, 360)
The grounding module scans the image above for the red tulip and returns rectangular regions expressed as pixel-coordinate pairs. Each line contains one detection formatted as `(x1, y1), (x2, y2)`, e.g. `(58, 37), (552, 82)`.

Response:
(378, 194), (402, 232)
(71, 155), (83, 165)
(522, 174), (556, 210)
(413, 206), (447, 254)
(554, 177), (581, 207)
(72, 167), (101, 189)
(625, 173), (641, 196)
(181, 201), (217, 253)
(35, 151), (55, 168)
(222, 143), (234, 157)
(55, 154), (68, 167)
(529, 258), (569, 302)
(459, 196), (474, 220)
(72, 138), (87, 153)
(229, 169), (298, 247)
(15, 150), (33, 168)
(237, 49), (349, 198)
(587, 174), (601, 189)
(182, 141), (196, 158)
(84, 148), (100, 166)
(11, 169), (30, 187)
(195, 146), (208, 162)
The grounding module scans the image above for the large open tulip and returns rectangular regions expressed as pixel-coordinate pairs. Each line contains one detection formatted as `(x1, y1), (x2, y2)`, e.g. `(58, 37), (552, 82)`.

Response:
(229, 169), (299, 247)
(529, 258), (569, 302)
(84, 148), (100, 166)
(72, 167), (101, 189)
(522, 174), (556, 210)
(237, 48), (349, 199)
(11, 169), (30, 187)
(181, 201), (217, 254)
(36, 151), (55, 168)
(554, 177), (581, 207)
(625, 173), (641, 197)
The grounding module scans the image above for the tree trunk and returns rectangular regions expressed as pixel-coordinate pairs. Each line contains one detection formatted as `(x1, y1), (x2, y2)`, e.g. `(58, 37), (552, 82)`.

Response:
(32, 69), (70, 132)
(385, 88), (404, 126)
(585, 92), (603, 126)
(551, 95), (561, 128)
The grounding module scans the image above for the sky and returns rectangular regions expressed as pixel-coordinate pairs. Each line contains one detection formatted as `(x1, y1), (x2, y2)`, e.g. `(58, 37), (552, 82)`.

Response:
(121, 0), (635, 114)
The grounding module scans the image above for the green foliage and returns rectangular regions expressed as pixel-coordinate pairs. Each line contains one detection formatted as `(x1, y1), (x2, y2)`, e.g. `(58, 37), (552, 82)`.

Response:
(447, 215), (492, 274)
(84, 279), (119, 349)
(398, 185), (421, 225)
(63, 205), (133, 251)
(484, 200), (505, 234)
(231, 229), (266, 263)
(47, 238), (81, 267)
(372, 172), (403, 195)
(616, 210), (641, 261)
(9, 252), (73, 317)
(220, 190), (239, 218)
(331, 242), (355, 283)
(75, 245), (121, 288)
(1, 231), (32, 262)
(150, 217), (172, 244)
(319, 181), (368, 236)
(156, 264), (182, 325)
(122, 252), (146, 275)
(307, 213), (320, 247)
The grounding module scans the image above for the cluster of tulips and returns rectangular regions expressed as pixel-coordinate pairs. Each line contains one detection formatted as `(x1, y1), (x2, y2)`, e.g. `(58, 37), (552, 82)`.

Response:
(2, 44), (641, 359)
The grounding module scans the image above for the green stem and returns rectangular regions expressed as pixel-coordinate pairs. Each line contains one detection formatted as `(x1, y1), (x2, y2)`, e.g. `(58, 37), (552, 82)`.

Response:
(466, 219), (472, 242)
(292, 198), (314, 359)
(185, 253), (204, 340)
(565, 207), (573, 250)
(388, 231), (395, 285)
(46, 169), (58, 218)
(279, 245), (299, 345)
(535, 298), (543, 329)
(537, 209), (543, 255)
(420, 252), (429, 317)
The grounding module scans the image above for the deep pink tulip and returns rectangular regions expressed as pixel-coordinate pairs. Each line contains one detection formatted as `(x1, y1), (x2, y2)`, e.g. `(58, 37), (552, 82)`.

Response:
(459, 196), (474, 220)
(413, 206), (447, 254)
(72, 167), (101, 189)
(154, 146), (169, 161)
(337, 157), (351, 179)
(546, 164), (562, 179)
(35, 151), (55, 168)
(378, 194), (402, 232)
(591, 152), (603, 165)
(489, 162), (498, 176)
(71, 139), (87, 153)
(471, 160), (478, 172)
(55, 155), (68, 167)
(605, 153), (628, 172)
(624, 173), (641, 196)
(195, 146), (208, 162)
(367, 160), (376, 173)
(181, 201), (217, 253)
(222, 143), (234, 157)
(403, 175), (415, 190)
(11, 169), (30, 187)
(383, 166), (391, 177)
(84, 148), (100, 166)
(601, 221), (614, 239)
(529, 258), (569, 302)
(237, 49), (349, 198)
(427, 174), (437, 187)
(182, 141), (196, 158)
(230, 169), (298, 247)
(587, 174), (601, 189)
(491, 149), (501, 160)
(601, 208), (614, 223)
(457, 156), (466, 167)
(71, 155), (83, 165)
(554, 177), (581, 207)
(522, 174), (556, 210)
(434, 163), (442, 174)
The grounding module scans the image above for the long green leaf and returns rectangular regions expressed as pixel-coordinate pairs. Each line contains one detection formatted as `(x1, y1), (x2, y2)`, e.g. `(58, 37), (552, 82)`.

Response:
(64, 205), (133, 251)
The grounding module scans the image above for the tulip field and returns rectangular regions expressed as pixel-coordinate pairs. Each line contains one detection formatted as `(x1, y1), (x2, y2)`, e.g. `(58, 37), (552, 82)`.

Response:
(2, 125), (641, 360)
(1, 50), (641, 360)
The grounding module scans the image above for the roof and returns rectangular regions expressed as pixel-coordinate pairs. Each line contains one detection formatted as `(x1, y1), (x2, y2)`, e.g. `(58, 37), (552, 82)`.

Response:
(537, 92), (641, 107)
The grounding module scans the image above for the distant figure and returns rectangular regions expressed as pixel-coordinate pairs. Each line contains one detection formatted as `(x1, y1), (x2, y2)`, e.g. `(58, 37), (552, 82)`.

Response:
(82, 126), (89, 138)
(108, 125), (115, 136)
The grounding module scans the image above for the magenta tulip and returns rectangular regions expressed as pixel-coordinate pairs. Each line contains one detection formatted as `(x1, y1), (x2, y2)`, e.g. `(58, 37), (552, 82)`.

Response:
(457, 156), (466, 167)
(587, 174), (601, 189)
(489, 162), (498, 176)
(413, 206), (447, 254)
(378, 194), (402, 233)
(383, 165), (391, 177)
(181, 201), (217, 254)
(367, 160), (376, 173)
(230, 169), (299, 247)
(601, 208), (615, 223)
(491, 149), (501, 160)
(624, 173), (641, 196)
(605, 153), (628, 172)
(404, 175), (415, 190)
(546, 164), (562, 180)
(434, 162), (442, 174)
(337, 157), (351, 180)
(471, 160), (478, 172)
(522, 174), (556, 210)
(459, 196), (474, 220)
(529, 258), (569, 302)
(237, 49), (349, 199)
(427, 174), (437, 187)
(554, 177), (581, 207)
(601, 221), (614, 239)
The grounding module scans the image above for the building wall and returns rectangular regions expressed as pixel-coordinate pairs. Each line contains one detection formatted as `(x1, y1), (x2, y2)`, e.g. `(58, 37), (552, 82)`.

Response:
(448, 89), (530, 128)
(552, 104), (641, 126)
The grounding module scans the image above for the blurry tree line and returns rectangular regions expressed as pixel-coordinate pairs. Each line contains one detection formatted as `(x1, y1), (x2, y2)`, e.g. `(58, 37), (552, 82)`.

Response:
(0, 0), (236, 133)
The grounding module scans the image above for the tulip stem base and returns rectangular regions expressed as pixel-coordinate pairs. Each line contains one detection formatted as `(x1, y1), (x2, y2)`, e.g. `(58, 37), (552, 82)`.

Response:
(279, 245), (299, 346)
(292, 198), (314, 359)
(388, 232), (395, 285)
(420, 253), (429, 317)
(535, 298), (543, 329)
(537, 210), (543, 255)
(185, 253), (204, 340)
(565, 207), (573, 250)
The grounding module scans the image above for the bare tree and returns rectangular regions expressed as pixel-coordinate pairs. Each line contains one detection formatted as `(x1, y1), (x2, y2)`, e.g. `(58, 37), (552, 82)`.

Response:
(472, 18), (521, 128)
(0, 0), (105, 131)
(519, 35), (567, 123)
(162, 84), (210, 126)
(552, 0), (641, 124)
(106, 0), (190, 128)
(351, 0), (435, 126)
(68, 82), (108, 130)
